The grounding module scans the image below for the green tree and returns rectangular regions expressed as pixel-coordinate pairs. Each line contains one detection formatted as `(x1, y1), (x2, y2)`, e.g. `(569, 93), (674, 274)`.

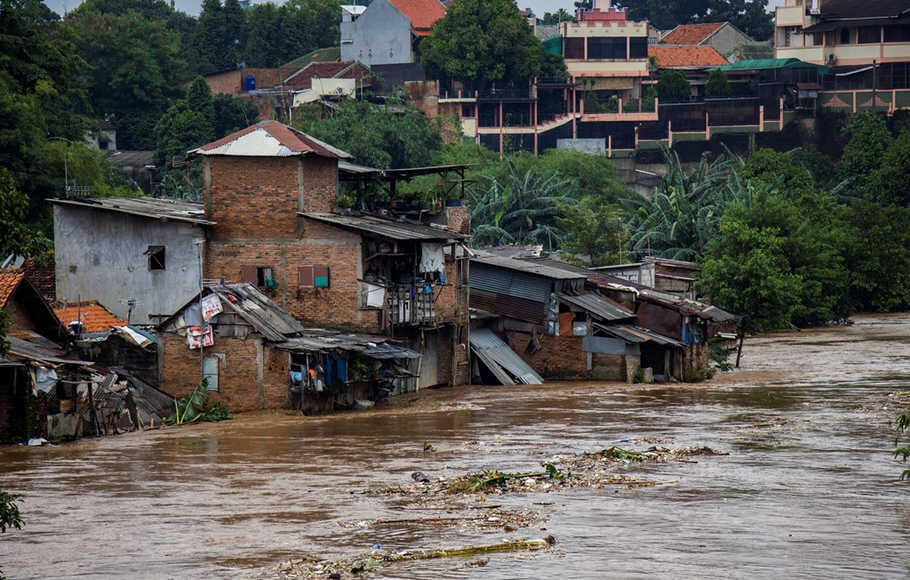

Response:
(863, 130), (910, 206)
(244, 3), (284, 67)
(68, 9), (188, 149)
(0, 169), (52, 263)
(213, 93), (259, 138)
(842, 201), (910, 312)
(539, 8), (573, 24)
(613, 0), (772, 41)
(0, 491), (23, 533)
(623, 146), (747, 259)
(420, 0), (542, 89)
(740, 148), (814, 197)
(836, 112), (891, 189)
(293, 100), (442, 169)
(704, 69), (731, 98)
(556, 198), (625, 265)
(193, 0), (227, 74)
(656, 69), (690, 103)
(698, 211), (803, 358)
(469, 160), (576, 249)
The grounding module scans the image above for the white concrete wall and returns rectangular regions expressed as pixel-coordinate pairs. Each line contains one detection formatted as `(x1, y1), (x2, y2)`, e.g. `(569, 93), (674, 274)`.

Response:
(340, 0), (414, 66)
(292, 78), (357, 106)
(53, 205), (205, 324)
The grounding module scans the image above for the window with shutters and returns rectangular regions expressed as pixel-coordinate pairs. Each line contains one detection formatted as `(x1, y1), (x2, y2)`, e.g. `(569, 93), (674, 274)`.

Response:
(241, 265), (276, 289)
(298, 265), (330, 288)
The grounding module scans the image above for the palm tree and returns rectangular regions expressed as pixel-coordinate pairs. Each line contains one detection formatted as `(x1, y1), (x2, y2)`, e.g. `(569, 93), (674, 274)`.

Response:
(469, 160), (577, 249)
(622, 145), (748, 260)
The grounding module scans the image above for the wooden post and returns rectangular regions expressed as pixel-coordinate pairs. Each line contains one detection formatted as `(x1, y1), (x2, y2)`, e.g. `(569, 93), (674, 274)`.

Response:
(668, 120), (673, 147)
(759, 105), (764, 131)
(608, 135), (612, 157)
(779, 97), (784, 131)
(705, 111), (710, 140)
(618, 97), (623, 116)
(852, 91), (857, 113)
(634, 125), (639, 149)
(533, 99), (539, 156)
(499, 101), (504, 159)
(735, 327), (745, 368)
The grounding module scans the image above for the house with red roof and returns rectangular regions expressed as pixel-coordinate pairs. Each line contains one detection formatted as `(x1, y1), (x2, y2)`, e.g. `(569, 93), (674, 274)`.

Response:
(661, 22), (754, 62)
(340, 0), (445, 67)
(0, 270), (64, 341)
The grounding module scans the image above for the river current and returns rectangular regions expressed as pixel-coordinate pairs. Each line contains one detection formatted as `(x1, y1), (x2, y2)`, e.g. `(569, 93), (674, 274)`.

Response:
(1, 313), (909, 578)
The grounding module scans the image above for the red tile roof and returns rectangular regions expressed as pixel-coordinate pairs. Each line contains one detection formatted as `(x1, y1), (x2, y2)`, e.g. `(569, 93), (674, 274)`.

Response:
(648, 45), (728, 68)
(661, 22), (727, 46)
(20, 258), (55, 302)
(195, 120), (351, 159)
(0, 271), (25, 308)
(388, 0), (446, 36)
(52, 301), (126, 333)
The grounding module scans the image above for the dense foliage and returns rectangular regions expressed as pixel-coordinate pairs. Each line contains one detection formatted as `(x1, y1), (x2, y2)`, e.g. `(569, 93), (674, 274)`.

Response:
(420, 0), (543, 89)
(613, 0), (773, 41)
(657, 69), (691, 103)
(705, 70), (731, 98)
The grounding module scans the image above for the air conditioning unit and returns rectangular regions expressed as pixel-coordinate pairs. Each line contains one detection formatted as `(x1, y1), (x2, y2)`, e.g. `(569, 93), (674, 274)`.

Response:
(827, 54), (837, 65)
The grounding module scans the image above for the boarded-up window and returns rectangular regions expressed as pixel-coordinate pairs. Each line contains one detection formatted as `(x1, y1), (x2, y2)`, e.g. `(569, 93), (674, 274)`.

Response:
(203, 356), (219, 391)
(241, 265), (257, 284)
(298, 265), (330, 288)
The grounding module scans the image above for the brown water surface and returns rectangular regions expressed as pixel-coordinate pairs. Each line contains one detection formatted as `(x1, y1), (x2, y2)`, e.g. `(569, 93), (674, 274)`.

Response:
(2, 314), (910, 578)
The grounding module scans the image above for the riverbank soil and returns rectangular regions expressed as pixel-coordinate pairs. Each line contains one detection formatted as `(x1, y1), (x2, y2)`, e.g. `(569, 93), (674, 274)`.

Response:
(1, 314), (908, 578)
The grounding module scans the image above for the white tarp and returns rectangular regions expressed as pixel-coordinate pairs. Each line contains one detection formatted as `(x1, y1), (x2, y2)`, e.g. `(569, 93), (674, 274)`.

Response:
(362, 282), (386, 309)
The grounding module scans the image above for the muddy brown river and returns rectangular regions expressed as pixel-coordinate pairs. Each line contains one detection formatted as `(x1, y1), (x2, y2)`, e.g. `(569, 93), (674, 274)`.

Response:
(2, 314), (910, 578)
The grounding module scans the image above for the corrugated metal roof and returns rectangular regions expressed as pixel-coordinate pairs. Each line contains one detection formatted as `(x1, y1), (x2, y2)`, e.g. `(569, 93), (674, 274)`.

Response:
(595, 324), (684, 347)
(558, 292), (635, 322)
(302, 212), (467, 240)
(277, 331), (420, 359)
(470, 262), (553, 304)
(7, 336), (94, 366)
(471, 255), (586, 280)
(50, 197), (214, 226)
(192, 120), (352, 159)
(209, 284), (305, 342)
(469, 328), (543, 385)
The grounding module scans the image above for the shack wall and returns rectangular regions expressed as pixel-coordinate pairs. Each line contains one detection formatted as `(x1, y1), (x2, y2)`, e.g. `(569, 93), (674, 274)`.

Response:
(504, 330), (587, 379)
(160, 333), (288, 412)
(53, 205), (203, 324)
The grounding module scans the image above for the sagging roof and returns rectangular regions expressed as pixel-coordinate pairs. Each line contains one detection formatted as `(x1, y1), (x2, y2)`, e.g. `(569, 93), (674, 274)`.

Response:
(469, 328), (543, 385)
(644, 256), (700, 270)
(207, 284), (306, 342)
(471, 255), (587, 281)
(50, 197), (214, 226)
(388, 0), (446, 36)
(191, 120), (352, 159)
(104, 150), (156, 168)
(594, 323), (684, 348)
(53, 301), (126, 333)
(558, 292), (635, 322)
(661, 22), (728, 45)
(302, 212), (468, 241)
(277, 330), (420, 358)
(649, 45), (728, 68)
(7, 336), (94, 367)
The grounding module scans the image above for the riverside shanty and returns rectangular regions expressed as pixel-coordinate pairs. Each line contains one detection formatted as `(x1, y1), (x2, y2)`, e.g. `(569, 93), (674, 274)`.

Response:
(7, 120), (740, 440)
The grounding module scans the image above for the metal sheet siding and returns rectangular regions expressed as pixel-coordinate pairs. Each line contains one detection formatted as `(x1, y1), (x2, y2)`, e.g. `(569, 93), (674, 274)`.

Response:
(470, 263), (552, 303)
(471, 290), (546, 324)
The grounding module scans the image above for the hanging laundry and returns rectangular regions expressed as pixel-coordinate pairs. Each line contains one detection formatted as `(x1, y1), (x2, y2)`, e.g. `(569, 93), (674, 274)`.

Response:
(419, 243), (445, 275)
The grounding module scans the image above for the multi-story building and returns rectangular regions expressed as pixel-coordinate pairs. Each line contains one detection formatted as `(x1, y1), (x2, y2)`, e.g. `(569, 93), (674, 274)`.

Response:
(775, 0), (910, 110)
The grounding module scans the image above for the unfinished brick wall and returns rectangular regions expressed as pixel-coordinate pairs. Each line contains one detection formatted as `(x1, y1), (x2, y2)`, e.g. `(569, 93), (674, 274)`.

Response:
(2, 295), (36, 337)
(160, 333), (290, 412)
(504, 330), (587, 380)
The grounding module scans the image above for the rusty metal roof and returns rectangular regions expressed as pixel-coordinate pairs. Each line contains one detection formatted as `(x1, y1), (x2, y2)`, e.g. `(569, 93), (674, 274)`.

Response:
(277, 331), (420, 359)
(469, 328), (543, 385)
(594, 323), (684, 347)
(558, 292), (635, 322)
(302, 212), (467, 241)
(50, 197), (214, 226)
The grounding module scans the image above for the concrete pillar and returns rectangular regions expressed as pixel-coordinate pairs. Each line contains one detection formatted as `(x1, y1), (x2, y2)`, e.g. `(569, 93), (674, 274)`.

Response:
(759, 105), (765, 131)
(668, 120), (673, 147)
(706, 111), (710, 140)
(608, 135), (612, 157)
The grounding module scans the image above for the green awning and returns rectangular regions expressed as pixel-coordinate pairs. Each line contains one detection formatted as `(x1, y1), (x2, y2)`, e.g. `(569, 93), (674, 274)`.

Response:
(543, 36), (562, 56)
(715, 58), (828, 74)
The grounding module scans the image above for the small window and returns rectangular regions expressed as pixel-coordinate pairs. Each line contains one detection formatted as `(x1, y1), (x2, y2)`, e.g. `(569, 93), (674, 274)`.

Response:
(298, 265), (330, 288)
(840, 27), (851, 45)
(147, 245), (165, 270)
(241, 265), (276, 288)
(202, 356), (219, 391)
(461, 104), (475, 118)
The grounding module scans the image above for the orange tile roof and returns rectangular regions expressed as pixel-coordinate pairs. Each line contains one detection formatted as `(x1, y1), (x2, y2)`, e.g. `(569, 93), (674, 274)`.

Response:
(388, 0), (446, 36)
(662, 22), (726, 46)
(648, 45), (728, 68)
(0, 270), (25, 308)
(52, 301), (127, 333)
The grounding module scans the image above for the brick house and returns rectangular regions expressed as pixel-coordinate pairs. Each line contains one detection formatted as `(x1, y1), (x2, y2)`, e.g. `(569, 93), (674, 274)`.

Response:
(192, 120), (472, 389)
(158, 283), (421, 413)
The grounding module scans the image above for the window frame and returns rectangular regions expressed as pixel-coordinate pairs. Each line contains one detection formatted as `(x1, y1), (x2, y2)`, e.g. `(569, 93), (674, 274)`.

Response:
(147, 245), (166, 271)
